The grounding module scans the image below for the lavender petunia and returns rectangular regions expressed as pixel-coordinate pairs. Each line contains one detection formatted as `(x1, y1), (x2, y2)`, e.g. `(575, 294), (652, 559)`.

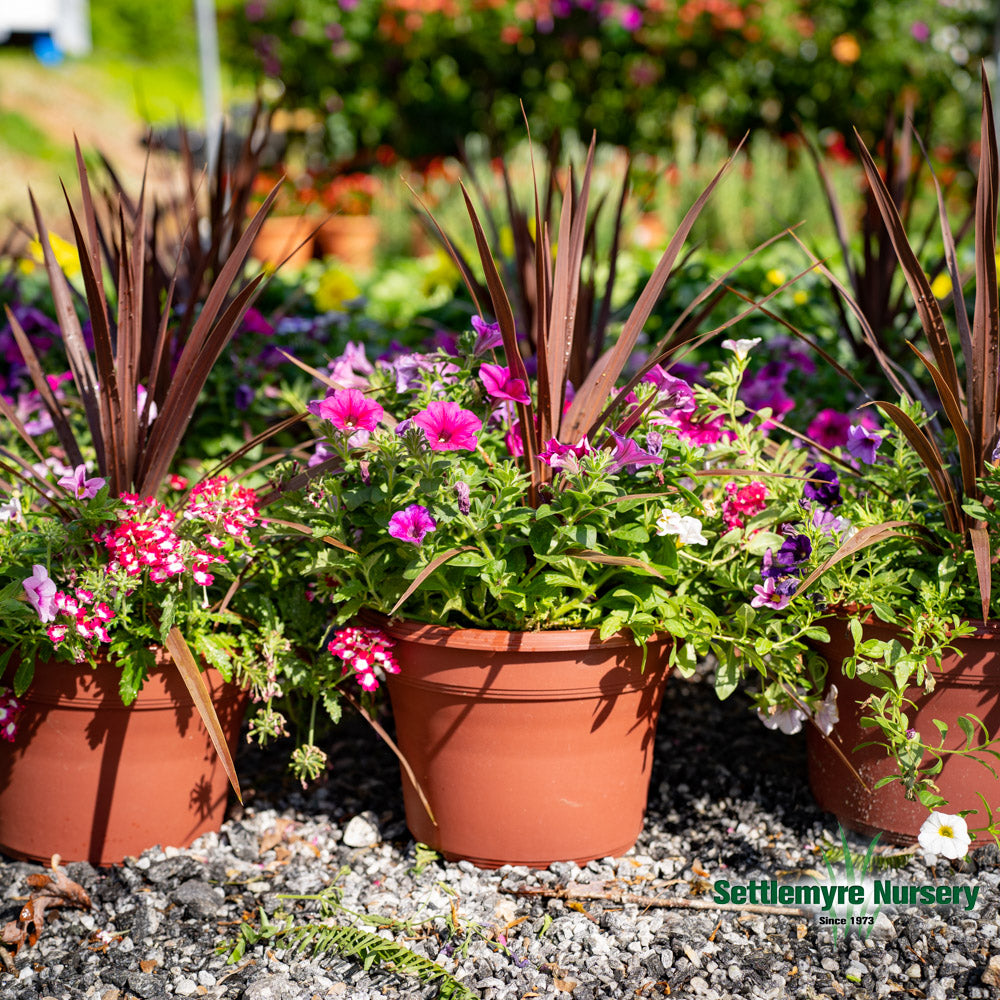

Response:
(57, 464), (106, 501)
(23, 564), (57, 622)
(605, 431), (664, 474)
(846, 424), (882, 465)
(471, 315), (504, 355)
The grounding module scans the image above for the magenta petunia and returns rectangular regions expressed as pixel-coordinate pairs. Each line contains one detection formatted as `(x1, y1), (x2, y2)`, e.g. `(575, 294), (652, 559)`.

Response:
(308, 388), (384, 433)
(807, 409), (851, 450)
(412, 401), (482, 451)
(388, 504), (437, 545)
(479, 363), (530, 405)
(605, 431), (663, 474)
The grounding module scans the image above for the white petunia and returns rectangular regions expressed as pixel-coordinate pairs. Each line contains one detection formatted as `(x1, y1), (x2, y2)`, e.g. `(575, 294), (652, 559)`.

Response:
(757, 702), (808, 735)
(917, 811), (971, 861)
(0, 497), (21, 522)
(814, 685), (840, 736)
(655, 508), (708, 546)
(721, 337), (762, 360)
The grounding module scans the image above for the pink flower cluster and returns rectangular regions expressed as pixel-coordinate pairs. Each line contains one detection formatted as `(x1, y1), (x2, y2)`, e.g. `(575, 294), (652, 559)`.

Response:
(327, 626), (400, 692)
(103, 496), (189, 581)
(47, 588), (116, 645)
(722, 481), (768, 531)
(184, 477), (261, 545)
(0, 688), (24, 742)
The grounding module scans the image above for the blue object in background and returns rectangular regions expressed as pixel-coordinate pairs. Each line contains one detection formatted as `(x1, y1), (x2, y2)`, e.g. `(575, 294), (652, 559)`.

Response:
(32, 33), (64, 66)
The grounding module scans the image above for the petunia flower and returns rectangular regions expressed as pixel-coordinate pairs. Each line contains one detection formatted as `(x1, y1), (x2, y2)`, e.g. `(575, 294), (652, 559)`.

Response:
(23, 564), (58, 622)
(479, 363), (531, 405)
(654, 508), (707, 545)
(412, 401), (482, 451)
(642, 365), (696, 412)
(814, 685), (839, 736)
(846, 424), (882, 465)
(605, 431), (664, 474)
(803, 462), (842, 509)
(757, 699), (808, 735)
(308, 388), (384, 434)
(917, 812), (971, 860)
(57, 464), (106, 501)
(471, 315), (504, 354)
(538, 437), (590, 473)
(387, 504), (437, 545)
(807, 409), (851, 450)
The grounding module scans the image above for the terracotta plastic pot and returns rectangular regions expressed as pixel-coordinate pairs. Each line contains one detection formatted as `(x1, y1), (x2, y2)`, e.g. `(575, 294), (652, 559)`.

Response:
(250, 215), (315, 269)
(808, 617), (1000, 845)
(378, 615), (672, 869)
(315, 216), (379, 270)
(0, 652), (247, 866)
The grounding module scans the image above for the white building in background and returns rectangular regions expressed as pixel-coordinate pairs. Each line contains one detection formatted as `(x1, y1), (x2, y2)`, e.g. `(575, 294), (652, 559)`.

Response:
(0, 0), (91, 56)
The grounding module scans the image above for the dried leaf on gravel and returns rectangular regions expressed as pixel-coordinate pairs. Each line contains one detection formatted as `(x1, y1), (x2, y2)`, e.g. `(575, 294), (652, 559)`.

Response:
(1, 866), (92, 956)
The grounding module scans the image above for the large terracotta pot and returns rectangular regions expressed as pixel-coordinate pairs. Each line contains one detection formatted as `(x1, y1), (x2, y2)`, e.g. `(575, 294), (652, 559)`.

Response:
(315, 215), (379, 270)
(808, 617), (1000, 845)
(379, 616), (672, 869)
(250, 215), (315, 269)
(0, 652), (247, 866)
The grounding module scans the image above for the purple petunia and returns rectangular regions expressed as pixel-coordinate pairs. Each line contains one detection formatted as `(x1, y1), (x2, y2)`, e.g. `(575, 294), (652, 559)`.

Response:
(57, 464), (106, 501)
(471, 315), (504, 355)
(387, 504), (437, 545)
(846, 424), (882, 465)
(642, 365), (696, 412)
(803, 462), (842, 509)
(605, 431), (664, 474)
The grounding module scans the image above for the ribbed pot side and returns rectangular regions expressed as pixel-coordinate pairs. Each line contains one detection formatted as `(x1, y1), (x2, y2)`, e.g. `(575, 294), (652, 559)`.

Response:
(0, 652), (246, 866)
(379, 616), (672, 869)
(808, 617), (1000, 845)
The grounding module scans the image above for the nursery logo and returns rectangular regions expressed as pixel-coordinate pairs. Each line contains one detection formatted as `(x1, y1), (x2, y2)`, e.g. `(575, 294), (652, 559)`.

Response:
(712, 828), (979, 941)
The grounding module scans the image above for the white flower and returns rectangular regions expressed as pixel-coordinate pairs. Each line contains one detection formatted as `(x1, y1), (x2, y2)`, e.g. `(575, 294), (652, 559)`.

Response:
(0, 497), (21, 522)
(814, 685), (839, 736)
(654, 507), (708, 546)
(721, 337), (762, 360)
(757, 702), (809, 735)
(918, 812), (971, 860)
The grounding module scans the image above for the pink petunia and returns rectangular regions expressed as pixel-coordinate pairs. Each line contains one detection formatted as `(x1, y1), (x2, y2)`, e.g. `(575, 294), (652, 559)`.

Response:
(387, 504), (437, 545)
(23, 565), (57, 622)
(412, 401), (482, 451)
(479, 363), (530, 405)
(308, 388), (384, 434)
(807, 409), (852, 450)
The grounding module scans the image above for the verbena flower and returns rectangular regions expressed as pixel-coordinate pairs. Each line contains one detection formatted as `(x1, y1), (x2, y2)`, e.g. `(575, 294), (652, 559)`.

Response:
(479, 363), (531, 405)
(412, 401), (482, 451)
(0, 689), (24, 743)
(327, 626), (400, 691)
(722, 481), (767, 531)
(308, 388), (384, 434)
(23, 564), (57, 622)
(917, 812), (971, 860)
(803, 462), (842, 508)
(57, 464), (106, 501)
(846, 424), (882, 464)
(387, 504), (437, 545)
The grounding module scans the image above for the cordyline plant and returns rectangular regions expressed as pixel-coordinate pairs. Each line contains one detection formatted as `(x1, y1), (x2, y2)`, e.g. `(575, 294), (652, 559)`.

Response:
(0, 151), (282, 798)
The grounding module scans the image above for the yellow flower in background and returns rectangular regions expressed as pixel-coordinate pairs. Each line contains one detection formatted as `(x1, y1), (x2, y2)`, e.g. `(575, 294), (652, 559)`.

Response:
(793, 290), (809, 306)
(20, 231), (81, 279)
(420, 250), (459, 297)
(930, 272), (953, 300)
(499, 225), (515, 258)
(765, 268), (786, 287)
(314, 265), (361, 312)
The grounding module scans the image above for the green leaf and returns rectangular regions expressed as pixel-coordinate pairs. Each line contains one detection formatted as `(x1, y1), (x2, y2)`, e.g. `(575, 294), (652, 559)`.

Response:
(714, 648), (739, 700)
(12, 650), (35, 697)
(744, 531), (785, 557)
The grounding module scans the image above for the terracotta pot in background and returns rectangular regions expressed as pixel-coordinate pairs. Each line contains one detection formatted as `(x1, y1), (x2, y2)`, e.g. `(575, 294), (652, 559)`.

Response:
(379, 616), (672, 869)
(808, 617), (1000, 845)
(250, 215), (315, 269)
(315, 216), (379, 270)
(0, 653), (247, 866)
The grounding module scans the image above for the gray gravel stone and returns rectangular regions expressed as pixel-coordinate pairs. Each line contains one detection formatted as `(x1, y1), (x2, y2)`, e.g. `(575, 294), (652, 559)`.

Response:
(173, 879), (224, 918)
(341, 811), (381, 848)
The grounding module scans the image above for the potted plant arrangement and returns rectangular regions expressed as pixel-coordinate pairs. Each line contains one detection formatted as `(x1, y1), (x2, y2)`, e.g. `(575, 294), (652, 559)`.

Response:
(249, 170), (318, 270)
(0, 155), (281, 865)
(272, 137), (782, 868)
(711, 70), (1000, 853)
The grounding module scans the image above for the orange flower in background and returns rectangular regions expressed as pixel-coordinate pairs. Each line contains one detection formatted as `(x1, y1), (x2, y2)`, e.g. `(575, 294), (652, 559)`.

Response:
(831, 33), (861, 64)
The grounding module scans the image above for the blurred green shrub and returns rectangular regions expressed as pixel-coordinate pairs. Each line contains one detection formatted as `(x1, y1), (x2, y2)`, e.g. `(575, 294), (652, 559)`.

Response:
(223, 0), (993, 160)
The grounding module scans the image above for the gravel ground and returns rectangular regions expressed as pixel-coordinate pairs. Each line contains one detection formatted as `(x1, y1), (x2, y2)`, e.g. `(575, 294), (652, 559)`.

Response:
(3, 670), (1000, 1000)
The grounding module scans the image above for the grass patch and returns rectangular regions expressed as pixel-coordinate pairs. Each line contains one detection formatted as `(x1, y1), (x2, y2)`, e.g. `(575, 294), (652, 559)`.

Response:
(0, 109), (65, 161)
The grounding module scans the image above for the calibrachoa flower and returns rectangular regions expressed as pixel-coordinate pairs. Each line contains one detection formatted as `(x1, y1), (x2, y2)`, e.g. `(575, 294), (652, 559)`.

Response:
(814, 685), (839, 736)
(757, 695), (808, 735)
(57, 464), (106, 501)
(412, 401), (482, 451)
(23, 564), (57, 622)
(721, 337), (761, 360)
(807, 409), (852, 450)
(308, 387), (384, 434)
(803, 462), (842, 508)
(479, 363), (530, 405)
(846, 424), (882, 464)
(0, 689), (24, 743)
(327, 626), (400, 692)
(388, 504), (437, 545)
(751, 577), (791, 610)
(722, 481), (768, 531)
(918, 812), (971, 860)
(655, 508), (708, 545)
